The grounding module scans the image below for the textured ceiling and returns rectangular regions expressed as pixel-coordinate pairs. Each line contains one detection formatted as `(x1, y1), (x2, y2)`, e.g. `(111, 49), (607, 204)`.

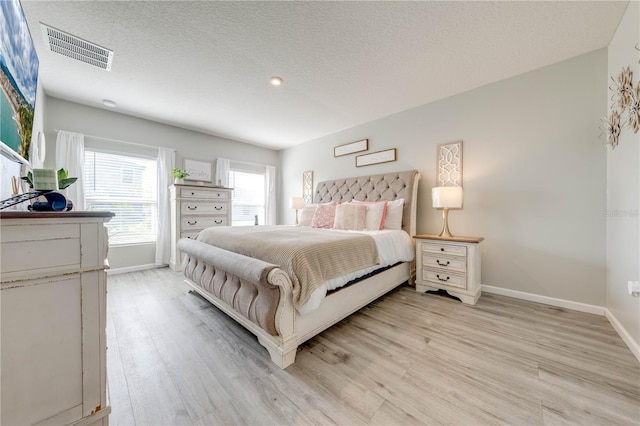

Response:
(21, 1), (627, 150)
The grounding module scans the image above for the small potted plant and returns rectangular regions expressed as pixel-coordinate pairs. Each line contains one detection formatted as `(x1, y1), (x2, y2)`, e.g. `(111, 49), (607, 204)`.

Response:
(172, 168), (189, 184)
(21, 168), (78, 191)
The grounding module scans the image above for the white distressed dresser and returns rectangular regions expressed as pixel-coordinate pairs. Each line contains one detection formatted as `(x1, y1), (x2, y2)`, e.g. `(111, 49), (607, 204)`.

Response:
(414, 234), (484, 305)
(0, 211), (114, 426)
(169, 184), (232, 271)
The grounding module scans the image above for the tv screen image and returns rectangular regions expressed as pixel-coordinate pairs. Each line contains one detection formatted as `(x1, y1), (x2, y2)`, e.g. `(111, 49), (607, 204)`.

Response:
(0, 0), (39, 164)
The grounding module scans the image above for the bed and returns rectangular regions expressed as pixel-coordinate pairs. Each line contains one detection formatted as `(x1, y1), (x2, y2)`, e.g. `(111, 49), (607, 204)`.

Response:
(177, 170), (420, 368)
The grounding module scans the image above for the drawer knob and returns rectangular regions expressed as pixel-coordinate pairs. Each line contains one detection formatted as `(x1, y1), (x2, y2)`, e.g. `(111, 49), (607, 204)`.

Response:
(436, 274), (450, 282)
(214, 206), (222, 210)
(440, 248), (445, 251)
(191, 192), (195, 195)
(187, 206), (197, 210)
(214, 220), (222, 224)
(187, 220), (197, 225)
(436, 260), (450, 266)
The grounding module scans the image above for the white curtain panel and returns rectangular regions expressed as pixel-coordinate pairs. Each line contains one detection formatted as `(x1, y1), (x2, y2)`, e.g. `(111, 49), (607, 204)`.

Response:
(55, 130), (85, 210)
(155, 147), (175, 266)
(215, 158), (230, 187)
(265, 165), (276, 225)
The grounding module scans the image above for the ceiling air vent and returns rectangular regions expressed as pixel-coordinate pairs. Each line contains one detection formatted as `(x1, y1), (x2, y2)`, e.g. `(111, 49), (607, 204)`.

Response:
(40, 23), (113, 71)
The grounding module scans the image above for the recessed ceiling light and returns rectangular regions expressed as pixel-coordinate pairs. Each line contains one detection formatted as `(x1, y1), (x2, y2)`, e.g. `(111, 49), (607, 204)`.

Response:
(102, 99), (117, 108)
(270, 76), (283, 86)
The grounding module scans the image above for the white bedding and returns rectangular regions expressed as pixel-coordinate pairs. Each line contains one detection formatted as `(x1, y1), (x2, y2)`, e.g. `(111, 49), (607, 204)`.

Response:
(298, 229), (414, 315)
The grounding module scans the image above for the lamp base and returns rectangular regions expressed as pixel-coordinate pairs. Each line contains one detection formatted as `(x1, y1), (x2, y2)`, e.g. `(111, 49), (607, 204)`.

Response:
(438, 208), (454, 238)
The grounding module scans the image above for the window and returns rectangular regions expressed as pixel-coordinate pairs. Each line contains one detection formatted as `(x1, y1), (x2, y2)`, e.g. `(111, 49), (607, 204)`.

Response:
(84, 149), (158, 245)
(229, 169), (265, 226)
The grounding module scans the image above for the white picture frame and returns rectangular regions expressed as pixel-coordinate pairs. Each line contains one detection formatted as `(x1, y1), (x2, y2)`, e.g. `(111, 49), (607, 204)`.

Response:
(437, 141), (463, 187)
(184, 159), (212, 182)
(355, 148), (397, 167)
(334, 139), (368, 157)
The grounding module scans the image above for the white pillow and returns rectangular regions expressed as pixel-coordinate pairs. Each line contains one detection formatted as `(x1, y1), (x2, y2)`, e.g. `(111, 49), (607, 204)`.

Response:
(299, 205), (317, 227)
(333, 203), (367, 230)
(383, 199), (404, 230)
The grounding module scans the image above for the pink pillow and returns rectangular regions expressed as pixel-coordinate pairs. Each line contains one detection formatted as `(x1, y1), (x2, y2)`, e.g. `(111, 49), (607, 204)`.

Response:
(333, 203), (367, 230)
(311, 204), (337, 229)
(351, 200), (388, 230)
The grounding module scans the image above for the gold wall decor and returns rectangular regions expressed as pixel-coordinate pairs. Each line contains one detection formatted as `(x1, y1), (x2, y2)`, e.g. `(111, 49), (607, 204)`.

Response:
(437, 141), (463, 187)
(609, 66), (633, 111)
(628, 82), (640, 133)
(303, 171), (313, 205)
(602, 110), (621, 148)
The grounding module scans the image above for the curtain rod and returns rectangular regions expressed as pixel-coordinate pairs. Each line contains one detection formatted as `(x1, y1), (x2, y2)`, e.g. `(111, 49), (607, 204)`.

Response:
(228, 158), (276, 168)
(53, 129), (175, 152)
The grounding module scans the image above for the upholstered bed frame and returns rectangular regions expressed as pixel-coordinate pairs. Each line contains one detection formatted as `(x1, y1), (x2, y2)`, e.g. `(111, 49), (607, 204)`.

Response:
(178, 170), (420, 368)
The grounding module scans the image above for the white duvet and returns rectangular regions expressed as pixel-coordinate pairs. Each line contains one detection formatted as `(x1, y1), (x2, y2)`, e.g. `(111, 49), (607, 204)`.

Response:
(298, 229), (414, 315)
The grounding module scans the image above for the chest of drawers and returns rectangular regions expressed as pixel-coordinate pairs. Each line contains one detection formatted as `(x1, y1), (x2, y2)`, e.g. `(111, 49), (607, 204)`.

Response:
(170, 184), (232, 271)
(0, 211), (113, 426)
(414, 234), (483, 304)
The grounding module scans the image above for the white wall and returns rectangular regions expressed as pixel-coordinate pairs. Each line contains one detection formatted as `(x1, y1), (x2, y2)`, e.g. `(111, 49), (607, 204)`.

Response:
(44, 96), (280, 270)
(606, 1), (640, 355)
(281, 49), (608, 306)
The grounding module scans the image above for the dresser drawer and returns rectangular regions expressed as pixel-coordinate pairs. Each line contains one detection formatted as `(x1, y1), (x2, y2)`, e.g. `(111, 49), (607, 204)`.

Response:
(180, 188), (230, 200)
(180, 232), (199, 240)
(422, 254), (466, 273)
(180, 202), (228, 215)
(421, 241), (467, 257)
(422, 269), (467, 289)
(181, 216), (228, 230)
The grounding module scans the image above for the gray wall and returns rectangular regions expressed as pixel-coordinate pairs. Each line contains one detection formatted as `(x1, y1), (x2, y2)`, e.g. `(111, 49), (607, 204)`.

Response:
(44, 96), (280, 270)
(281, 49), (608, 306)
(606, 1), (640, 351)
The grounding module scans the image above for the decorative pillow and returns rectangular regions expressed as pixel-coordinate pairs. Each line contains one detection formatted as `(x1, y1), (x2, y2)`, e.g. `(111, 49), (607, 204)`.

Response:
(299, 205), (317, 227)
(310, 204), (337, 229)
(333, 203), (367, 231)
(350, 200), (388, 230)
(383, 198), (404, 230)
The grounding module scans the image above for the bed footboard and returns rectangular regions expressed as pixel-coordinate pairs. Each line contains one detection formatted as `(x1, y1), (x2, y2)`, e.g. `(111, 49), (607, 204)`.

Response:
(178, 239), (297, 368)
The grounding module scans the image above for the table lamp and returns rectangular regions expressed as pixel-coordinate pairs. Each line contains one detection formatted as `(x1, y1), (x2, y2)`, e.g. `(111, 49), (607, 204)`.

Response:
(432, 186), (463, 237)
(289, 196), (305, 225)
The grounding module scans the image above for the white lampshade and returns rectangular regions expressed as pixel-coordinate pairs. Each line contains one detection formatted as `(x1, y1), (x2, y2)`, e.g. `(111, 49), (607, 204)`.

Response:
(432, 186), (463, 209)
(289, 196), (305, 210)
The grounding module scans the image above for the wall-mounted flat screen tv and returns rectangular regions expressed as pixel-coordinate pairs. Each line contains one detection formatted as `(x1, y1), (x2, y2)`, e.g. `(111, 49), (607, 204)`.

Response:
(0, 0), (39, 165)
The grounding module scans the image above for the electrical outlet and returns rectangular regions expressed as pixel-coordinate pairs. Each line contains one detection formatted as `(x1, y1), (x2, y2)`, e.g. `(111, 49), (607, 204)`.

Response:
(628, 281), (640, 297)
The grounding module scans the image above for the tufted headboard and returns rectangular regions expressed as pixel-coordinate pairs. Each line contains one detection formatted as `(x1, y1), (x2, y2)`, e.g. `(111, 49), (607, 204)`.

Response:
(313, 170), (421, 236)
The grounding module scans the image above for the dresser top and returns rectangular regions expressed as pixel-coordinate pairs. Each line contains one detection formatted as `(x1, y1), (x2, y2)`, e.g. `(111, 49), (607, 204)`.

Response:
(0, 211), (115, 219)
(414, 234), (484, 243)
(172, 184), (233, 190)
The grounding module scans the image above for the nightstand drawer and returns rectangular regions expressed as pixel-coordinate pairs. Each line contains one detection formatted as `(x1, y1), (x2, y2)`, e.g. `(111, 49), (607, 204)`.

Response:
(422, 254), (466, 273)
(421, 242), (467, 257)
(422, 269), (466, 289)
(181, 216), (228, 229)
(180, 202), (228, 215)
(180, 188), (230, 200)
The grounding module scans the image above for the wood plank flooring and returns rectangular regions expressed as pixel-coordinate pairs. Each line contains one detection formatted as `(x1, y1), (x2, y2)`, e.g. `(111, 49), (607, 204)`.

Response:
(106, 268), (639, 425)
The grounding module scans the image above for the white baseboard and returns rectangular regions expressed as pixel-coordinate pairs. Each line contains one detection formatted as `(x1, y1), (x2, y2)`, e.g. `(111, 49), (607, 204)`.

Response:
(481, 285), (605, 315)
(605, 308), (640, 362)
(482, 284), (639, 362)
(107, 263), (162, 275)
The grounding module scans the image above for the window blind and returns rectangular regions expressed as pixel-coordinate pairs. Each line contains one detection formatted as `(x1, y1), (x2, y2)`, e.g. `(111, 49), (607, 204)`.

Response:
(84, 149), (158, 245)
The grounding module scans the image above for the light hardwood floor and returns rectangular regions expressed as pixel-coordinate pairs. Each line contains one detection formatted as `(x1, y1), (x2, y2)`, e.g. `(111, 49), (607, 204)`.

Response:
(107, 268), (639, 425)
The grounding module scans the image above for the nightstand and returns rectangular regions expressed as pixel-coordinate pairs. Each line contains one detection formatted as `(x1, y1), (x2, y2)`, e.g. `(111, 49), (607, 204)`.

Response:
(414, 234), (484, 305)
